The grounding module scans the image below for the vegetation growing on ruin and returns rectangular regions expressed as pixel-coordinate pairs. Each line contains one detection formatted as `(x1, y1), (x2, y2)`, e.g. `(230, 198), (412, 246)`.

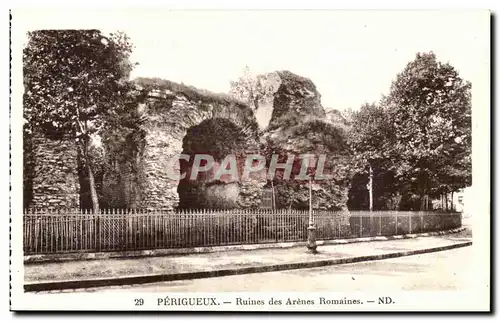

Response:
(135, 77), (251, 112)
(23, 29), (136, 213)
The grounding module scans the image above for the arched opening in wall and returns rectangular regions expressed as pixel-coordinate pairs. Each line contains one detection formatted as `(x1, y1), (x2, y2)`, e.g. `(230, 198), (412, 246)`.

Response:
(177, 118), (253, 209)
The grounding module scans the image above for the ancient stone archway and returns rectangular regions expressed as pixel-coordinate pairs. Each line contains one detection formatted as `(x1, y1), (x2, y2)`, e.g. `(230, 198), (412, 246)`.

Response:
(177, 118), (257, 209)
(103, 81), (262, 210)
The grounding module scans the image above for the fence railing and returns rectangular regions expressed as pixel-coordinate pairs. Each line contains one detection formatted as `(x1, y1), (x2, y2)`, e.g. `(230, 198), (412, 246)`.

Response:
(23, 209), (461, 255)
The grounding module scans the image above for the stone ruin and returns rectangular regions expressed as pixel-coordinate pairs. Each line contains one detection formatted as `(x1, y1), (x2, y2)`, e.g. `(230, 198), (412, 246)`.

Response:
(24, 71), (351, 212)
(23, 132), (80, 210)
(102, 81), (265, 210)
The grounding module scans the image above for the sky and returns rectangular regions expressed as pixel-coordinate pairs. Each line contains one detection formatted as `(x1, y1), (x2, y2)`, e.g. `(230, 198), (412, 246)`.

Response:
(14, 9), (489, 111)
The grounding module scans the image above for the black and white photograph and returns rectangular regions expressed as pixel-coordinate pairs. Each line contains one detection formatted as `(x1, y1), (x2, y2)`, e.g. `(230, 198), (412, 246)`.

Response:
(9, 8), (490, 312)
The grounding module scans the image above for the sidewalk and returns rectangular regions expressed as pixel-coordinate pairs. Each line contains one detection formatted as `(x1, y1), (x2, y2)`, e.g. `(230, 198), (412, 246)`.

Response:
(24, 229), (471, 292)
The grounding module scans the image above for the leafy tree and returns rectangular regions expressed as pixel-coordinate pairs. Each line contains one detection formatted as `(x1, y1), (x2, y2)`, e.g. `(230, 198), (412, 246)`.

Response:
(348, 103), (393, 164)
(346, 103), (398, 210)
(229, 66), (275, 111)
(23, 29), (136, 213)
(385, 52), (471, 210)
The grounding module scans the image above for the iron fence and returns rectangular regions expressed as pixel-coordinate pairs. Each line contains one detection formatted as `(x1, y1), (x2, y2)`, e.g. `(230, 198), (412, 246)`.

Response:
(23, 208), (461, 255)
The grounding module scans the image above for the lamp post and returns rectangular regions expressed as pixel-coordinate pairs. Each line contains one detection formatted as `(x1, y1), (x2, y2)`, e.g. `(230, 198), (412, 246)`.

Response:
(368, 163), (373, 236)
(307, 176), (317, 254)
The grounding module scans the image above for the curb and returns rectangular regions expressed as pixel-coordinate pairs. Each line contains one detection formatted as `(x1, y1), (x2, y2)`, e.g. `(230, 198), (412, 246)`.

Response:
(24, 240), (472, 292)
(24, 227), (466, 264)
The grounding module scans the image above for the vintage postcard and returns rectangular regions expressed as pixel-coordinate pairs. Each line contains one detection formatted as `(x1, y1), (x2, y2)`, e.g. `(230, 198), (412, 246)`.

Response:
(10, 8), (491, 312)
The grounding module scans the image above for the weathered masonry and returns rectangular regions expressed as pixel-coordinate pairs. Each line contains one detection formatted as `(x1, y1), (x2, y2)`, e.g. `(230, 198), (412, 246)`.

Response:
(24, 132), (80, 210)
(102, 80), (264, 210)
(24, 71), (350, 212)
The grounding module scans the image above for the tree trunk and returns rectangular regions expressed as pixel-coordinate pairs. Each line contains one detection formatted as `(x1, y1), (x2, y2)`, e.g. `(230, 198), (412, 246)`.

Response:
(420, 192), (425, 211)
(87, 162), (100, 214)
(83, 135), (99, 214)
(451, 191), (454, 212)
(253, 97), (259, 111)
(445, 193), (449, 211)
(271, 180), (276, 210)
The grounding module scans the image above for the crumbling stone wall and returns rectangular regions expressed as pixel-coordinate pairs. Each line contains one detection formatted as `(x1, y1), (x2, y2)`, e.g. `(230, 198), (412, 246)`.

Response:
(103, 82), (263, 210)
(102, 73), (352, 212)
(139, 94), (263, 210)
(261, 71), (352, 210)
(28, 132), (80, 210)
(101, 157), (141, 209)
(27, 71), (352, 214)
(268, 70), (326, 129)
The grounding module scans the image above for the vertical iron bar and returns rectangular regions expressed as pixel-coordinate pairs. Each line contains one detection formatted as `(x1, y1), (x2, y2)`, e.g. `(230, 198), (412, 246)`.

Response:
(395, 213), (398, 235)
(379, 213), (382, 236)
(359, 215), (362, 237)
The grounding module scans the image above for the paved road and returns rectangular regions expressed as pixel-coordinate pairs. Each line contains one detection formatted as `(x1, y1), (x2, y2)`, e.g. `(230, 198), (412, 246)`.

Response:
(92, 245), (473, 292)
